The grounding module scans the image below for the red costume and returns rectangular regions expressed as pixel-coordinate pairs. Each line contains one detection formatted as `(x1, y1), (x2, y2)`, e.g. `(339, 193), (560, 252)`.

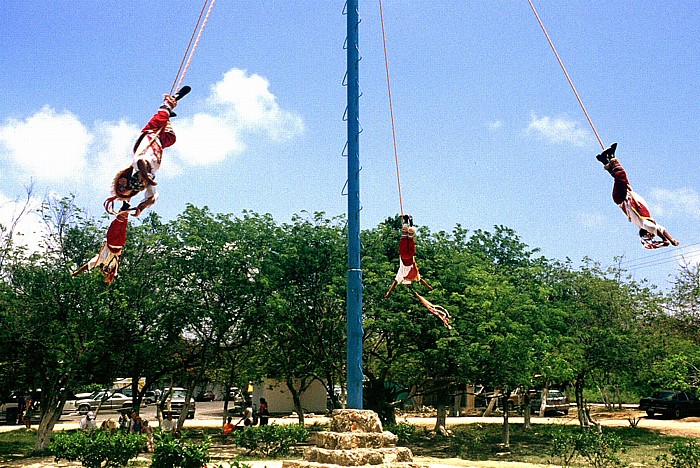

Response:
(597, 143), (678, 249)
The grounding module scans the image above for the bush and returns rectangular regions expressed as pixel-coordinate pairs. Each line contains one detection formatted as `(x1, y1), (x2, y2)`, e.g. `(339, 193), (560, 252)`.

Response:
(657, 440), (700, 468)
(150, 434), (211, 468)
(550, 428), (624, 467)
(50, 430), (144, 468)
(385, 422), (416, 445)
(232, 424), (309, 457)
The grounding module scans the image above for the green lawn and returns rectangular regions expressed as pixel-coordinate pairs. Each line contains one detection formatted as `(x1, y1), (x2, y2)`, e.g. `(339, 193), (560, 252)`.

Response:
(401, 423), (692, 466)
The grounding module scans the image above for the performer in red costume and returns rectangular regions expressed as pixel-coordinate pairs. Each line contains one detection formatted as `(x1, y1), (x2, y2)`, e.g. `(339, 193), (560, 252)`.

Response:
(597, 143), (679, 249)
(384, 215), (433, 298)
(110, 94), (178, 216)
(71, 206), (129, 283)
(384, 215), (451, 329)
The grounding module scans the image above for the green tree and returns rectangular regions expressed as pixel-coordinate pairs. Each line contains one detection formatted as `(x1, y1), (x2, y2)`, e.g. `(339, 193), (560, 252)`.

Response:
(257, 212), (346, 424)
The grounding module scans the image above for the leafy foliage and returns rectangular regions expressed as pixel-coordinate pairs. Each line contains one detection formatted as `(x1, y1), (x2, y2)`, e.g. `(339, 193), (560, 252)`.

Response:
(550, 428), (624, 467)
(232, 424), (309, 457)
(49, 430), (144, 468)
(658, 440), (700, 468)
(385, 422), (417, 445)
(150, 434), (211, 468)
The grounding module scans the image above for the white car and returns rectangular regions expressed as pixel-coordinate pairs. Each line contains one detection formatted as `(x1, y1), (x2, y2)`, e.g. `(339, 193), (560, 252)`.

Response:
(161, 387), (196, 419)
(64, 391), (101, 413)
(74, 392), (134, 415)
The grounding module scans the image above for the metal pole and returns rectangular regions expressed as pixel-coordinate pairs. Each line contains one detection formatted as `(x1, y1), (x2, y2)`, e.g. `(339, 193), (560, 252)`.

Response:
(346, 0), (363, 409)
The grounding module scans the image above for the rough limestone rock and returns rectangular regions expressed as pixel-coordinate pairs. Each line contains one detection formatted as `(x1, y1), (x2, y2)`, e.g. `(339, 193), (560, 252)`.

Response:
(304, 447), (413, 466)
(282, 462), (429, 468)
(312, 431), (398, 449)
(330, 409), (383, 433)
(282, 410), (429, 468)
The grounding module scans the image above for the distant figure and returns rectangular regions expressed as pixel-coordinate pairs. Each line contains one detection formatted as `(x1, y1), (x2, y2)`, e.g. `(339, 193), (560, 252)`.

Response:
(128, 411), (141, 433)
(161, 412), (175, 434)
(141, 419), (155, 451)
(223, 416), (235, 435)
(101, 418), (118, 433)
(118, 413), (128, 432)
(236, 400), (254, 428)
(258, 398), (269, 426)
(80, 411), (97, 432)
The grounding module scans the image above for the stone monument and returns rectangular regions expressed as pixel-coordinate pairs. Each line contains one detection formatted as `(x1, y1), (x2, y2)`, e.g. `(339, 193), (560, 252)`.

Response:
(282, 409), (429, 468)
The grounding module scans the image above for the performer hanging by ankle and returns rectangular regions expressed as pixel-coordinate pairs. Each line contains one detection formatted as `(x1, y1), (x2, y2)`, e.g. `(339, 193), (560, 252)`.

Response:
(596, 143), (679, 249)
(111, 94), (178, 216)
(131, 94), (177, 215)
(385, 214), (433, 298)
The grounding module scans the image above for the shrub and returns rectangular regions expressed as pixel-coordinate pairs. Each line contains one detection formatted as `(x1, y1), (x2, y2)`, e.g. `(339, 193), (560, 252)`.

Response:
(232, 424), (309, 457)
(50, 430), (144, 468)
(657, 440), (700, 468)
(150, 434), (211, 468)
(385, 422), (416, 445)
(549, 428), (624, 468)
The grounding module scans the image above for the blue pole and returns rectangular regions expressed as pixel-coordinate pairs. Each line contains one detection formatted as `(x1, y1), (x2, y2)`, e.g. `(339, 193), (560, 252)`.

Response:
(346, 0), (363, 409)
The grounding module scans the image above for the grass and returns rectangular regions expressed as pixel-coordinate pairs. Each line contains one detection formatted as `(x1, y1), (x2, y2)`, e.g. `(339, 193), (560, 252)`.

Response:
(0, 428), (42, 463)
(0, 422), (694, 466)
(403, 423), (692, 466)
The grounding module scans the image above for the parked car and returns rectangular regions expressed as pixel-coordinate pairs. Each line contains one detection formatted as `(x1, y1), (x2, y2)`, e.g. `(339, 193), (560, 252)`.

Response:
(0, 392), (40, 423)
(530, 389), (570, 415)
(196, 390), (216, 402)
(161, 387), (196, 419)
(144, 391), (157, 405)
(639, 390), (700, 419)
(74, 392), (134, 415)
(228, 387), (244, 404)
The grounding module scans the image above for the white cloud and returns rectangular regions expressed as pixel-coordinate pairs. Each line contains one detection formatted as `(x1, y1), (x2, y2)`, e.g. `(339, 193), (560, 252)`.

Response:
(649, 187), (700, 219)
(208, 69), (304, 139)
(488, 120), (502, 131)
(0, 68), (304, 189)
(0, 106), (92, 182)
(526, 112), (590, 146)
(171, 113), (246, 168)
(578, 211), (606, 228)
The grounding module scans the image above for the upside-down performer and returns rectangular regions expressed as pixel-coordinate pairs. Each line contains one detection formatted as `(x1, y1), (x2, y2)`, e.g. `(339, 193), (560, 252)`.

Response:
(71, 203), (130, 283)
(385, 215), (452, 329)
(596, 143), (679, 249)
(105, 88), (188, 217)
(75, 88), (188, 283)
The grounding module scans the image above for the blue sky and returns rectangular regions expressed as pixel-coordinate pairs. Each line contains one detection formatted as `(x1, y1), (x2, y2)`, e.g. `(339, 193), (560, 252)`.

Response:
(0, 1), (698, 290)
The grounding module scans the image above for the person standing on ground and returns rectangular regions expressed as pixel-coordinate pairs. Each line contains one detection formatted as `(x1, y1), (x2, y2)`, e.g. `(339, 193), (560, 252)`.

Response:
(258, 398), (270, 426)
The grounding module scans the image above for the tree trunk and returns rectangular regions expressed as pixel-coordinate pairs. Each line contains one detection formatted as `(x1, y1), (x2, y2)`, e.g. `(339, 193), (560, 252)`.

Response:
(287, 381), (305, 425)
(483, 389), (500, 417)
(575, 372), (589, 428)
(501, 389), (511, 448)
(614, 384), (622, 410)
(434, 404), (447, 433)
(176, 381), (197, 432)
(451, 385), (463, 417)
(465, 385), (475, 413)
(539, 384), (549, 416)
(522, 388), (532, 430)
(35, 393), (64, 451)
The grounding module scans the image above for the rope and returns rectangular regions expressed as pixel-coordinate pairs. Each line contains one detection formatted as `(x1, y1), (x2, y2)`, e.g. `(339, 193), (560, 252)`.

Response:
(170, 0), (218, 95)
(527, 0), (605, 150)
(378, 0), (405, 218)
